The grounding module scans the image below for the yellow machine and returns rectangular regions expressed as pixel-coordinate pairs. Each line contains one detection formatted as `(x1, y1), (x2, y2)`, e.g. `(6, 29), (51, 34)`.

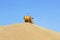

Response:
(24, 16), (33, 23)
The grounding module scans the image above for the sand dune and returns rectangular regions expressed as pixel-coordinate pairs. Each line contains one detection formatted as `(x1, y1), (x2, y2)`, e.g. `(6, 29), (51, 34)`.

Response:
(0, 23), (60, 40)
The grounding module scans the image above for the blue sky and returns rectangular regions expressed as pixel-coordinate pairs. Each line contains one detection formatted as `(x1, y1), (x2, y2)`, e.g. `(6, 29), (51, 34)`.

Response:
(0, 0), (60, 32)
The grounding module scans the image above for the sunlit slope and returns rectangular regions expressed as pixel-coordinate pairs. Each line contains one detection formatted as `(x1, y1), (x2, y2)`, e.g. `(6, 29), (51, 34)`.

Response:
(0, 23), (60, 40)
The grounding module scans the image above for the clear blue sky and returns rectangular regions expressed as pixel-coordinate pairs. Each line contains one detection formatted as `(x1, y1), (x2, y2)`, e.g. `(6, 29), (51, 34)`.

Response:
(0, 0), (60, 32)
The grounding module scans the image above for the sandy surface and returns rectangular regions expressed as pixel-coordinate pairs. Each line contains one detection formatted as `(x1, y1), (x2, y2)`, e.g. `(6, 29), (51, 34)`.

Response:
(0, 23), (60, 40)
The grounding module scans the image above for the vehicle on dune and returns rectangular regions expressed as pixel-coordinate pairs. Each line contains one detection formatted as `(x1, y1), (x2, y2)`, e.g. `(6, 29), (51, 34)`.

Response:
(24, 16), (34, 23)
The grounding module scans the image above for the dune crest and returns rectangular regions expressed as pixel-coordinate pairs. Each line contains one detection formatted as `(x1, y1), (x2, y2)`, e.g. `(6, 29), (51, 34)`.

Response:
(0, 23), (60, 40)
